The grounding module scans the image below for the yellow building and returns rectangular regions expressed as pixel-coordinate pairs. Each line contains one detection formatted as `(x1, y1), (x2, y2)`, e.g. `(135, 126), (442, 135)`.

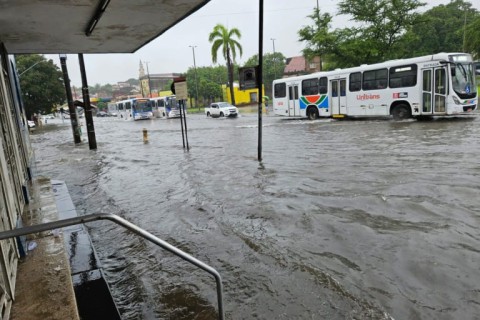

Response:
(222, 83), (265, 106)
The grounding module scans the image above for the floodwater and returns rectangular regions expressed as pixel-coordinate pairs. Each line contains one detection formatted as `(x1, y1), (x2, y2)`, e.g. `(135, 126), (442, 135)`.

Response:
(31, 112), (480, 320)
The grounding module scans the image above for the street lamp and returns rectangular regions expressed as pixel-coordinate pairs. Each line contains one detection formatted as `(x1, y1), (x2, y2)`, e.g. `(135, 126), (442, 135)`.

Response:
(189, 45), (199, 111)
(271, 38), (277, 79)
(463, 4), (468, 52)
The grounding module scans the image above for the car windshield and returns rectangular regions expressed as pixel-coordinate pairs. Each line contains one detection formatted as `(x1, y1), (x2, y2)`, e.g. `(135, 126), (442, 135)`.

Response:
(218, 102), (231, 108)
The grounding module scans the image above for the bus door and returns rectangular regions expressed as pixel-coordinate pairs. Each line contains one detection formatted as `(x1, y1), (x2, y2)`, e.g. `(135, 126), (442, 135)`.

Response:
(422, 67), (447, 114)
(288, 85), (300, 116)
(330, 79), (347, 116)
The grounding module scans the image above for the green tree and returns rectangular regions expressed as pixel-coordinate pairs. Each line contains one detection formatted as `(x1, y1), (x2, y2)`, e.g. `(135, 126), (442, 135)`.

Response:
(186, 65), (227, 106)
(209, 24), (242, 105)
(97, 101), (107, 111)
(243, 52), (286, 95)
(298, 8), (336, 70)
(400, 0), (479, 57)
(318, 0), (425, 67)
(465, 15), (480, 59)
(126, 78), (140, 86)
(15, 54), (65, 119)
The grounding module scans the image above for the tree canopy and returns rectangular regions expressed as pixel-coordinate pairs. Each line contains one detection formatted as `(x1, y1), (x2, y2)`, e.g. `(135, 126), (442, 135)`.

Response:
(298, 9), (335, 70)
(243, 52), (286, 95)
(186, 65), (227, 106)
(15, 54), (65, 118)
(299, 0), (480, 68)
(401, 0), (480, 58)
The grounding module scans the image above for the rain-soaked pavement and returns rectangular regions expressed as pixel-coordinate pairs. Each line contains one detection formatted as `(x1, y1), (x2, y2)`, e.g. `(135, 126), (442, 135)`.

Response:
(31, 111), (480, 320)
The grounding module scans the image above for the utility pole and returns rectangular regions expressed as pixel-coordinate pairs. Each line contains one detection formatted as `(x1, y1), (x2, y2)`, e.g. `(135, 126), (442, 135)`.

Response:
(271, 38), (277, 79)
(59, 54), (81, 144)
(316, 0), (322, 71)
(463, 4), (467, 52)
(189, 45), (200, 111)
(145, 61), (152, 98)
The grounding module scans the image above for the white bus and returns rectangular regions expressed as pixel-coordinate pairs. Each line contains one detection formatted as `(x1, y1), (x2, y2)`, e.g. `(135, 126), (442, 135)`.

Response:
(116, 98), (154, 120)
(107, 102), (118, 117)
(273, 52), (478, 120)
(150, 95), (183, 118)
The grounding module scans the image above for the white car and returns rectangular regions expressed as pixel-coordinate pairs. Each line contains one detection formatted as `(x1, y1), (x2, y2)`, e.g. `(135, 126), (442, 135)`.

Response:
(27, 120), (35, 128)
(205, 102), (238, 118)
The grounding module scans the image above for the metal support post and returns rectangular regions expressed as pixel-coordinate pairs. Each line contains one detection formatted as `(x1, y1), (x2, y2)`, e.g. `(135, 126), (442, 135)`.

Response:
(182, 100), (189, 150)
(257, 0), (264, 162)
(78, 54), (97, 150)
(59, 55), (81, 144)
(178, 99), (186, 149)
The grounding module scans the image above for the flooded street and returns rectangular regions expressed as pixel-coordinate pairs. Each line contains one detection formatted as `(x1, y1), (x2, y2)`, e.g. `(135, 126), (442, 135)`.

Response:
(31, 112), (480, 320)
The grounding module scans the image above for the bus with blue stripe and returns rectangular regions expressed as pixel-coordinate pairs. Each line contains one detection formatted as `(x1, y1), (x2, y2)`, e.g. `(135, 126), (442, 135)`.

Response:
(116, 98), (154, 121)
(273, 52), (477, 120)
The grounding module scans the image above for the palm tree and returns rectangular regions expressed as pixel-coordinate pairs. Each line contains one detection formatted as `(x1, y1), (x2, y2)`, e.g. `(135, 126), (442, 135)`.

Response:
(209, 24), (242, 106)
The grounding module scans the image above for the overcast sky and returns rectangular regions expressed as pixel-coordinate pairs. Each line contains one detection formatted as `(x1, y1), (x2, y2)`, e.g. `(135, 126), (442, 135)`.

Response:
(47, 0), (479, 88)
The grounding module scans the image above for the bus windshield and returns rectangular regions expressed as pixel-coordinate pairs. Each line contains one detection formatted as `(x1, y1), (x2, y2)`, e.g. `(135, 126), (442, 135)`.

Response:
(452, 62), (477, 98)
(136, 99), (152, 112)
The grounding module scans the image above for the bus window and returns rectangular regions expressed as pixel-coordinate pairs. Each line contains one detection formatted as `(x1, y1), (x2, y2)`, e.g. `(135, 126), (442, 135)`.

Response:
(319, 77), (328, 94)
(274, 83), (286, 98)
(349, 72), (361, 92)
(422, 70), (432, 112)
(126, 102), (131, 110)
(389, 64), (417, 88)
(288, 86), (299, 100)
(435, 68), (446, 95)
(332, 81), (338, 97)
(302, 78), (318, 95)
(118, 103), (124, 111)
(340, 79), (346, 96)
(159, 100), (165, 107)
(363, 68), (388, 90)
(435, 68), (446, 112)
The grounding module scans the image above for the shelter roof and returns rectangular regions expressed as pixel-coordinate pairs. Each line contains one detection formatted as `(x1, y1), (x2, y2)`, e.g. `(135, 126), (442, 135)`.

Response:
(0, 0), (210, 54)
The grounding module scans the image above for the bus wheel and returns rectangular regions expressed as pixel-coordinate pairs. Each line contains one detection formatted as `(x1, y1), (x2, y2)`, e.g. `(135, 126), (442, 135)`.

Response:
(392, 104), (411, 121)
(308, 108), (319, 120)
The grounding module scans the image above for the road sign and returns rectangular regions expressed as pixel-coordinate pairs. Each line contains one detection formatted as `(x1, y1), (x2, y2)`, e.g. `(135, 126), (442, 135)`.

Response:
(173, 77), (188, 100)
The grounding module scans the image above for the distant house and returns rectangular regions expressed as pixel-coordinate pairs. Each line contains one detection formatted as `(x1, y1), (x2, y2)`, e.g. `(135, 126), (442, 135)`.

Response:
(283, 56), (321, 77)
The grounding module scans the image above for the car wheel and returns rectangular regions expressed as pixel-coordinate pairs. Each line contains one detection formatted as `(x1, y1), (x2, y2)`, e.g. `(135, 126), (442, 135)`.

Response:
(220, 112), (224, 117)
(207, 112), (210, 117)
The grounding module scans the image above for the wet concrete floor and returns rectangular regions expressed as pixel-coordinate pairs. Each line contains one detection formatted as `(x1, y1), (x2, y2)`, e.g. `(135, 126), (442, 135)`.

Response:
(30, 113), (480, 320)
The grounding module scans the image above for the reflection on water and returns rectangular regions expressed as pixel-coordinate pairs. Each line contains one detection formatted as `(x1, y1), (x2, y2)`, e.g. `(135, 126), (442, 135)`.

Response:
(32, 114), (480, 319)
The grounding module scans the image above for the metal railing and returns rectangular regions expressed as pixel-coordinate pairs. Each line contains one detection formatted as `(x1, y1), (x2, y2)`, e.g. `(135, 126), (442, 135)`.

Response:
(0, 213), (224, 320)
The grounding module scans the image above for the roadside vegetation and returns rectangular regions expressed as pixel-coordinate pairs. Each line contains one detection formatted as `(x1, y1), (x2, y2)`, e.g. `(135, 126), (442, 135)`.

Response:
(299, 0), (479, 69)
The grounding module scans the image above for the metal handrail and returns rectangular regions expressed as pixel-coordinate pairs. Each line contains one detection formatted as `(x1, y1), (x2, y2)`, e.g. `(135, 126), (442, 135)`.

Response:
(0, 213), (224, 320)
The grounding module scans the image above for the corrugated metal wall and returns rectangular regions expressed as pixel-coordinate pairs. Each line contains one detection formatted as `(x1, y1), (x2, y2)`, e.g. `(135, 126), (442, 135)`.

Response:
(0, 44), (34, 319)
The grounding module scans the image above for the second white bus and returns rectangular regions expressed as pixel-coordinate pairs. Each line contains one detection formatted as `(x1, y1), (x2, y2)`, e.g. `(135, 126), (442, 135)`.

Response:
(150, 95), (183, 118)
(273, 52), (478, 120)
(116, 98), (154, 121)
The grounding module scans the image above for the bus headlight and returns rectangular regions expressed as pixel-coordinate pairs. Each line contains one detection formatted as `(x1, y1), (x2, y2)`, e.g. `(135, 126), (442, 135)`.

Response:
(453, 96), (461, 105)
